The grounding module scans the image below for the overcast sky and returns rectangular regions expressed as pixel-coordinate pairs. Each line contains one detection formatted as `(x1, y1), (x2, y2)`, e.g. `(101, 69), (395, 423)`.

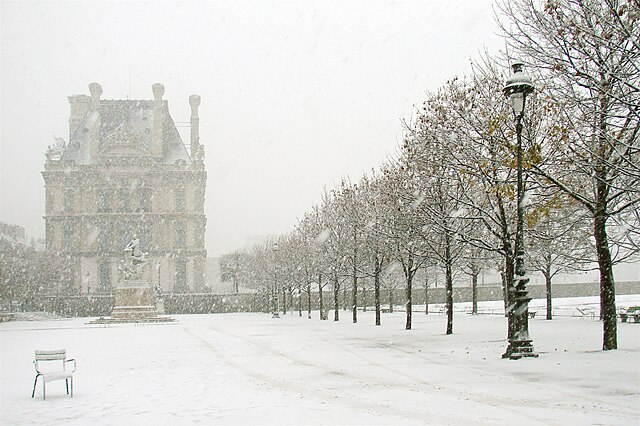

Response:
(1, 0), (505, 256)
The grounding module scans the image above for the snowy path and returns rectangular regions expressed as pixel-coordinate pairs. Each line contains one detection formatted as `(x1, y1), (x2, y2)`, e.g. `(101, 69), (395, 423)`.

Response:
(1, 306), (639, 425)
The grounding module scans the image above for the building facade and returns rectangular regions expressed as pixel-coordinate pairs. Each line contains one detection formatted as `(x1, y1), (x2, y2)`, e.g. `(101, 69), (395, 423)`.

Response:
(42, 83), (207, 294)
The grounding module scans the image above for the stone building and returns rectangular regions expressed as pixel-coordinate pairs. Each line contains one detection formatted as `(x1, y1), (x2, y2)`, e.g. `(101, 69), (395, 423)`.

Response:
(42, 83), (207, 294)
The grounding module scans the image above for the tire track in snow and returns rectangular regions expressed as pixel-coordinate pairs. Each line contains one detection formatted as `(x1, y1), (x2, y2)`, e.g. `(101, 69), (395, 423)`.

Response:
(185, 324), (548, 425)
(337, 333), (638, 422)
(193, 323), (638, 425)
(379, 338), (637, 419)
(183, 324), (472, 425)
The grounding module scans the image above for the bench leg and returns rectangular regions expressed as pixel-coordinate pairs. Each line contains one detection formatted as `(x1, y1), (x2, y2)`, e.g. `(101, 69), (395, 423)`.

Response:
(32, 375), (39, 398)
(42, 380), (46, 400)
(70, 377), (73, 398)
(66, 379), (69, 395)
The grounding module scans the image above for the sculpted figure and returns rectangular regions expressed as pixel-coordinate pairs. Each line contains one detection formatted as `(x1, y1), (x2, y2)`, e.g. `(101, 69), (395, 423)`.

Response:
(124, 234), (142, 258)
(123, 234), (147, 279)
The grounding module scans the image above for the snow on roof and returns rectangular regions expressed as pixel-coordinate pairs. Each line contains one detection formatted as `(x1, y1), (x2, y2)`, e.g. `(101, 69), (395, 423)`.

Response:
(60, 98), (190, 165)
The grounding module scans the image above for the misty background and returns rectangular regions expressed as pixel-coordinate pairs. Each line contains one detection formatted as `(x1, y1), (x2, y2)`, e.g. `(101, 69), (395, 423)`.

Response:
(1, 0), (505, 256)
(1, 0), (637, 285)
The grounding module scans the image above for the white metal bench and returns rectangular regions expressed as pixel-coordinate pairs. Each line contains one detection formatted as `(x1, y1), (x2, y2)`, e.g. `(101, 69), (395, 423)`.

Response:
(32, 349), (76, 400)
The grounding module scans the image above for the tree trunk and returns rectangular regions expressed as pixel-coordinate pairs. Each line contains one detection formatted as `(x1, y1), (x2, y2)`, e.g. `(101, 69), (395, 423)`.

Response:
(333, 280), (340, 322)
(307, 287), (312, 319)
(405, 273), (413, 330)
(405, 255), (414, 330)
(445, 261), (454, 335)
(361, 283), (367, 312)
(282, 286), (287, 315)
(471, 272), (478, 315)
(374, 263), (381, 326)
(289, 287), (294, 315)
(545, 269), (553, 320)
(318, 274), (326, 320)
(298, 286), (302, 317)
(389, 289), (394, 313)
(444, 227), (454, 335)
(424, 274), (429, 315)
(352, 271), (358, 324)
(342, 286), (347, 311)
(352, 229), (358, 323)
(594, 211), (617, 350)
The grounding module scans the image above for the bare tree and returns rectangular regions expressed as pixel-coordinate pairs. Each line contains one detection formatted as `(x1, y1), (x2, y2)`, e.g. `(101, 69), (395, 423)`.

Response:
(219, 250), (244, 294)
(333, 179), (368, 324)
(497, 0), (640, 350)
(526, 196), (593, 319)
(380, 164), (431, 330)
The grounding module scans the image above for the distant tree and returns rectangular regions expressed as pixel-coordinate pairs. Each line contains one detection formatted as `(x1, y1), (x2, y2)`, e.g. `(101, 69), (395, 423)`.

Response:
(403, 93), (475, 334)
(358, 173), (392, 326)
(380, 164), (431, 330)
(0, 243), (75, 311)
(333, 179), (367, 323)
(219, 250), (244, 293)
(526, 195), (593, 319)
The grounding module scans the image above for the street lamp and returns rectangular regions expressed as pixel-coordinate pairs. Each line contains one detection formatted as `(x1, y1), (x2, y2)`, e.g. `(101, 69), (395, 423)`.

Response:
(272, 242), (280, 318)
(503, 61), (537, 359)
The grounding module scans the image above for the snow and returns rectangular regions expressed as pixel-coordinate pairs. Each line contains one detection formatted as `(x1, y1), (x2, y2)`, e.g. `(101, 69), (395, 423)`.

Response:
(2, 296), (639, 425)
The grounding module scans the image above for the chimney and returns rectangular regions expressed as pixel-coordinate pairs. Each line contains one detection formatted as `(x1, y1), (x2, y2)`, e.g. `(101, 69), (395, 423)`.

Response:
(151, 83), (165, 158)
(189, 94), (201, 160)
(89, 82), (102, 110)
(88, 82), (102, 160)
(68, 95), (90, 142)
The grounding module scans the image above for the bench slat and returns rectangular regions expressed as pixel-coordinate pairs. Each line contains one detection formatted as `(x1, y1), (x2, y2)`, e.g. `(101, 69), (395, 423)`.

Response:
(36, 355), (66, 361)
(35, 350), (66, 361)
(35, 350), (66, 355)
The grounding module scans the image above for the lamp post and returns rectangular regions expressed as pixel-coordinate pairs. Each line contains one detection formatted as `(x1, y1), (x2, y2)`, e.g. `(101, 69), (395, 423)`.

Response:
(272, 242), (280, 318)
(503, 61), (537, 359)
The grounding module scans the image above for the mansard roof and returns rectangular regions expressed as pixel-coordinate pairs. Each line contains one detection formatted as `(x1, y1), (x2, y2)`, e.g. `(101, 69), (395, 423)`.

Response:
(59, 89), (191, 166)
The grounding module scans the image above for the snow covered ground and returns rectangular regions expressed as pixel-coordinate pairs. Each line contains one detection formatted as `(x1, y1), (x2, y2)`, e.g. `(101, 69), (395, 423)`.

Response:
(1, 296), (639, 425)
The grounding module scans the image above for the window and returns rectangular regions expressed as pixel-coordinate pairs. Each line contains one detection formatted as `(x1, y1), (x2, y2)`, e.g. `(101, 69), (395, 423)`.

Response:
(174, 260), (187, 293)
(99, 262), (111, 294)
(120, 222), (132, 251)
(175, 188), (185, 212)
(139, 221), (151, 252)
(118, 188), (130, 212)
(63, 190), (74, 212)
(98, 190), (111, 212)
(175, 221), (186, 248)
(99, 222), (112, 252)
(139, 188), (151, 212)
(63, 222), (75, 250)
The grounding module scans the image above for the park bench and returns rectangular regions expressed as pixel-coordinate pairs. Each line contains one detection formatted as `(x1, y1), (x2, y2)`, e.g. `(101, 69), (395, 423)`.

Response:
(619, 306), (640, 323)
(575, 306), (596, 319)
(528, 311), (537, 319)
(32, 349), (76, 400)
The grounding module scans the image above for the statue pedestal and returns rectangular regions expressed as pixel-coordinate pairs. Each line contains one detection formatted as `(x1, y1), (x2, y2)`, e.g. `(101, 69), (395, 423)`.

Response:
(89, 279), (174, 324)
(88, 238), (174, 324)
(111, 279), (156, 319)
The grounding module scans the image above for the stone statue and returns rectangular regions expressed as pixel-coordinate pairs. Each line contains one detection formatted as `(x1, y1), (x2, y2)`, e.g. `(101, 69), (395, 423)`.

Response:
(46, 136), (66, 162)
(123, 234), (147, 280)
(125, 234), (141, 257)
